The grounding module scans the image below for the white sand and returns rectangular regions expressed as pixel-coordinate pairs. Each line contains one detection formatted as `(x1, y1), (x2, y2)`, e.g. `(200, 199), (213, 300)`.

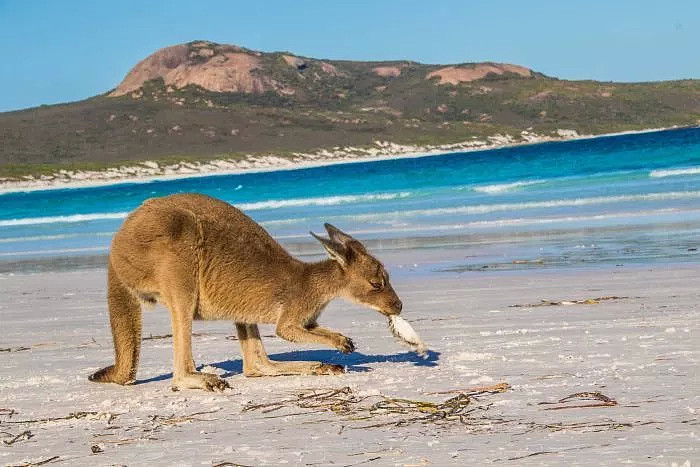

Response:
(0, 263), (698, 465)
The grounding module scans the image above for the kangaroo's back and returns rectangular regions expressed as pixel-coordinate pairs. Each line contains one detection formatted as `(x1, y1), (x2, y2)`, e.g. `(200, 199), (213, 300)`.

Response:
(110, 193), (303, 321)
(138, 192), (287, 257)
(166, 193), (293, 262)
(110, 193), (292, 280)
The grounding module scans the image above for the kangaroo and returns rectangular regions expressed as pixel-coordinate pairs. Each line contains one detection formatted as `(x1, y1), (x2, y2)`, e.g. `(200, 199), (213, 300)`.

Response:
(89, 193), (402, 391)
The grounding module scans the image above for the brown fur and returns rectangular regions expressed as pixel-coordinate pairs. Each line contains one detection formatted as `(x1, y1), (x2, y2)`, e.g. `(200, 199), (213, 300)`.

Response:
(89, 193), (402, 391)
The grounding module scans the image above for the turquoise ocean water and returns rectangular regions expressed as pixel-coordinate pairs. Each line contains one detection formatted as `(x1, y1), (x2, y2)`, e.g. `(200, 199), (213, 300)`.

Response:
(1, 127), (699, 273)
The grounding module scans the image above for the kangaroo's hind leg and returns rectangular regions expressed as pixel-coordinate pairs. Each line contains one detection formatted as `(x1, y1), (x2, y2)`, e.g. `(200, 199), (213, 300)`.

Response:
(162, 264), (228, 392)
(89, 261), (142, 385)
(236, 323), (345, 377)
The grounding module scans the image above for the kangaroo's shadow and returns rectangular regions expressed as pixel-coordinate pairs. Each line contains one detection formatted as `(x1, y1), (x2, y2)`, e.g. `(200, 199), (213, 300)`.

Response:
(136, 349), (440, 384)
(213, 349), (440, 378)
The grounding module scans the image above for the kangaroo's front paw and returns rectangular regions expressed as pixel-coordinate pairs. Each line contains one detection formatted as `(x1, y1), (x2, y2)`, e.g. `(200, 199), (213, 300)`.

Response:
(333, 335), (355, 354)
(172, 372), (230, 392)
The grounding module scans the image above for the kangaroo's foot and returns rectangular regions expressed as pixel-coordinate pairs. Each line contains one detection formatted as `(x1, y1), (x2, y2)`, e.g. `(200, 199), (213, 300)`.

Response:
(331, 334), (355, 354)
(172, 372), (229, 392)
(89, 365), (136, 385)
(305, 325), (356, 354)
(237, 323), (346, 377)
(244, 360), (345, 377)
(275, 319), (356, 354)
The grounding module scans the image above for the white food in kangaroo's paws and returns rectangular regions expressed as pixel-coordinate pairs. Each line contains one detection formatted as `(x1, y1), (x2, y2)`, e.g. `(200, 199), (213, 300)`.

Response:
(388, 315), (428, 358)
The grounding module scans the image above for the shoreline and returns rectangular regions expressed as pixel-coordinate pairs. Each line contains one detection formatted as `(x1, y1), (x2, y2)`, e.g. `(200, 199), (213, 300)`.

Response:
(0, 125), (688, 195)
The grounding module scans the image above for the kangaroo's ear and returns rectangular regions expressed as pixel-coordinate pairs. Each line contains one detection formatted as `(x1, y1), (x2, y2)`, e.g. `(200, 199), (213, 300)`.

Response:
(324, 223), (355, 245)
(310, 231), (348, 267)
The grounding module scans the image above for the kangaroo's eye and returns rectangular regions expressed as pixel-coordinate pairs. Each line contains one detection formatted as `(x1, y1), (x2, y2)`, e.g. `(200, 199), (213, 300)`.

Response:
(370, 281), (383, 290)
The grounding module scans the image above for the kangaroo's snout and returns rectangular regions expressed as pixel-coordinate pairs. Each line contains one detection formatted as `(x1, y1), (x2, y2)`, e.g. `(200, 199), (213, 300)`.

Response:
(380, 298), (402, 316)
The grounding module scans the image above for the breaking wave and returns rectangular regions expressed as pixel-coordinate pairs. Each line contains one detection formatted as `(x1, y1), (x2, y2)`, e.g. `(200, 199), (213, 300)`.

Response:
(0, 246), (109, 257)
(649, 167), (700, 178)
(342, 208), (688, 236)
(236, 192), (412, 211)
(0, 233), (113, 243)
(0, 212), (130, 227)
(347, 190), (700, 221)
(472, 180), (544, 194)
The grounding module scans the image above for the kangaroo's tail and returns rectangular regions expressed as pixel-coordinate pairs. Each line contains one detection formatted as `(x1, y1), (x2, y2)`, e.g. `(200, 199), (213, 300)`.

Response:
(89, 260), (142, 385)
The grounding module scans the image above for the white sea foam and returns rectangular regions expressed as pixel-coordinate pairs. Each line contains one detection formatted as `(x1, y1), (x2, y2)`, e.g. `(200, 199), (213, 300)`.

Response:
(259, 218), (309, 226)
(463, 209), (681, 228)
(649, 167), (700, 178)
(0, 246), (108, 257)
(472, 180), (544, 194)
(347, 190), (700, 221)
(237, 192), (411, 211)
(0, 232), (114, 244)
(0, 212), (130, 227)
(342, 208), (691, 236)
(0, 192), (411, 227)
(0, 234), (74, 243)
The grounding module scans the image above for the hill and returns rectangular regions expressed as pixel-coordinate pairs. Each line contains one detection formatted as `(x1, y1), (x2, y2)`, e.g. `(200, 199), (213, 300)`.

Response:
(1, 40), (699, 180)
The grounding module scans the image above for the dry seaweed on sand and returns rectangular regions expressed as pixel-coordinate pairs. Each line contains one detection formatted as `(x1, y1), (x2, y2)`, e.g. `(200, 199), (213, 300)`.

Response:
(242, 385), (511, 430)
(3, 411), (117, 425)
(357, 393), (476, 428)
(142, 331), (212, 341)
(500, 443), (613, 462)
(2, 429), (33, 446)
(424, 382), (511, 396)
(241, 385), (658, 436)
(509, 296), (629, 308)
(149, 408), (221, 426)
(538, 391), (618, 410)
(211, 462), (254, 467)
(0, 346), (30, 352)
(8, 455), (60, 467)
(517, 419), (661, 435)
(242, 387), (361, 415)
(0, 408), (17, 418)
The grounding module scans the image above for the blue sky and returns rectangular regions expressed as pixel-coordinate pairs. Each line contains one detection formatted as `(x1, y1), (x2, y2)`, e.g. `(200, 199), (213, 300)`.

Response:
(1, 0), (698, 112)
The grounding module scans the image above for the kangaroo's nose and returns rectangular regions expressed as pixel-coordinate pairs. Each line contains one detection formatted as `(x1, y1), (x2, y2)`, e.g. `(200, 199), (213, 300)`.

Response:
(394, 300), (403, 313)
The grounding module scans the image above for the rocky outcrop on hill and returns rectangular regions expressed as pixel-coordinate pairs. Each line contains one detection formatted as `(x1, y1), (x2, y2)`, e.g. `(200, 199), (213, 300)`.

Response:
(426, 63), (532, 85)
(111, 42), (537, 99)
(111, 42), (279, 96)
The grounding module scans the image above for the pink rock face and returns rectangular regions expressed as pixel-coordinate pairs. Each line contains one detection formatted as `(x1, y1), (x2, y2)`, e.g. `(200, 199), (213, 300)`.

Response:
(282, 55), (306, 68)
(426, 63), (532, 85)
(372, 66), (402, 77)
(319, 62), (345, 76)
(111, 44), (189, 96)
(111, 44), (279, 96)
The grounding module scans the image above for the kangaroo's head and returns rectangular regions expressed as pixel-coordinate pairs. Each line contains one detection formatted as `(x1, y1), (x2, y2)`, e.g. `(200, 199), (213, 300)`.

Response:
(311, 223), (402, 316)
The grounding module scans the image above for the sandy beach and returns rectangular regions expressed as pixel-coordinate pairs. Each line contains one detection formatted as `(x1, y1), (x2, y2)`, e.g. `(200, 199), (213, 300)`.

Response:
(1, 260), (697, 466)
